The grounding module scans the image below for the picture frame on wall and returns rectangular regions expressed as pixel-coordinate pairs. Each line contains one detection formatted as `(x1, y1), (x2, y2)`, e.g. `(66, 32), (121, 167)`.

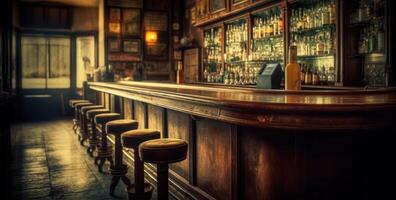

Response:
(108, 38), (121, 52)
(123, 39), (141, 55)
(122, 9), (141, 36)
(191, 7), (196, 24)
(109, 8), (121, 21)
(210, 0), (227, 13)
(109, 22), (121, 34)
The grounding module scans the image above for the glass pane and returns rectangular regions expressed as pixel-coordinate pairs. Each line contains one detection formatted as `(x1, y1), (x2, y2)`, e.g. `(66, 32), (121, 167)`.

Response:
(48, 37), (70, 88)
(76, 36), (95, 88)
(21, 37), (47, 89)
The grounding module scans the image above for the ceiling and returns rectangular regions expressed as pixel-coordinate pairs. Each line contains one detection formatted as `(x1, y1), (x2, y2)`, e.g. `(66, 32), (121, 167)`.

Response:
(19, 0), (99, 7)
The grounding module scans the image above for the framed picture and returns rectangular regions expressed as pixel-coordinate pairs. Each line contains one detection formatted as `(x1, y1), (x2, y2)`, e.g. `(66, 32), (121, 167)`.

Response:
(109, 22), (121, 34)
(191, 7), (196, 24)
(144, 11), (168, 31)
(123, 39), (141, 54)
(122, 9), (141, 36)
(210, 0), (226, 13)
(108, 38), (121, 52)
(145, 43), (168, 60)
(109, 8), (121, 21)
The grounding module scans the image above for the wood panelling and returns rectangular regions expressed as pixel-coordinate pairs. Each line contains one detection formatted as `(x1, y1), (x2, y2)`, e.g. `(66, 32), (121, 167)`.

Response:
(123, 98), (133, 119)
(167, 110), (190, 181)
(104, 93), (110, 109)
(240, 127), (298, 200)
(196, 118), (233, 200)
(147, 104), (166, 137)
(134, 101), (146, 129)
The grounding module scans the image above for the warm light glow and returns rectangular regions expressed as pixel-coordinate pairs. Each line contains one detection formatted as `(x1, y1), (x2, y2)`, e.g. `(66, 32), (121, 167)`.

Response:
(145, 31), (158, 43)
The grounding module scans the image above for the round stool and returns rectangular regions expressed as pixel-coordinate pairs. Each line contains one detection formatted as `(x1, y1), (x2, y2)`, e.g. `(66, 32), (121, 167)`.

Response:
(122, 129), (160, 200)
(139, 138), (188, 200)
(94, 113), (121, 172)
(80, 105), (104, 146)
(74, 102), (93, 136)
(86, 108), (110, 156)
(69, 99), (89, 133)
(106, 119), (139, 195)
(69, 99), (90, 108)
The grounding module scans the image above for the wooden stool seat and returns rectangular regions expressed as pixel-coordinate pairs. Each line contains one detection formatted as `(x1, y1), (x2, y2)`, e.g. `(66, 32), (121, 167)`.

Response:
(122, 129), (160, 148)
(122, 129), (160, 200)
(81, 105), (104, 115)
(74, 102), (94, 110)
(86, 108), (110, 119)
(139, 138), (188, 200)
(69, 99), (90, 108)
(94, 113), (121, 124)
(139, 138), (188, 164)
(106, 119), (138, 135)
(93, 113), (121, 173)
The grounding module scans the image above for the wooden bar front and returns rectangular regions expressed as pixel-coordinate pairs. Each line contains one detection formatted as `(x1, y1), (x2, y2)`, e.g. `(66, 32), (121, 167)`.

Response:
(89, 81), (396, 200)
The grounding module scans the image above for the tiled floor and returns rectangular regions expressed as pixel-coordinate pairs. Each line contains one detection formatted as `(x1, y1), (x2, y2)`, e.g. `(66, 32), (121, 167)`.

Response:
(11, 118), (171, 200)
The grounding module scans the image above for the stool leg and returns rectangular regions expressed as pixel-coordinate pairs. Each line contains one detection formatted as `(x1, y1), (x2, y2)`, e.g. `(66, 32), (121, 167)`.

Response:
(110, 176), (121, 195)
(134, 148), (144, 194)
(109, 134), (130, 195)
(97, 125), (113, 172)
(157, 164), (169, 200)
(87, 120), (97, 157)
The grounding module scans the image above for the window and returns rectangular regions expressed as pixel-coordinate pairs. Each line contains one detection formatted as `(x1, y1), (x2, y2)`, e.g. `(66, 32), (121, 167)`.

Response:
(76, 36), (95, 88)
(21, 36), (70, 89)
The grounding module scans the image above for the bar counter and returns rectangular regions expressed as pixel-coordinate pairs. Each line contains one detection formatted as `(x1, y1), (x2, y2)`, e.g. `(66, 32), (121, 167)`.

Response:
(89, 81), (396, 200)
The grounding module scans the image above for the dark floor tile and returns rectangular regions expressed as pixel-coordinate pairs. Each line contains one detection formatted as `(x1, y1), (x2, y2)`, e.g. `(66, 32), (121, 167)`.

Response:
(48, 162), (87, 172)
(14, 176), (51, 190)
(50, 168), (93, 179)
(14, 172), (50, 183)
(15, 187), (52, 200)
(14, 166), (49, 176)
(52, 189), (111, 200)
(51, 176), (102, 196)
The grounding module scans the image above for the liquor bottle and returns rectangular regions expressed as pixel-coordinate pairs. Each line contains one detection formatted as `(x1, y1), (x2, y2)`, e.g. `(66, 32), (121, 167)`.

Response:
(330, 0), (336, 24)
(327, 66), (335, 85)
(320, 65), (328, 85)
(285, 43), (301, 90)
(377, 22), (385, 52)
(312, 67), (320, 85)
(278, 10), (284, 34)
(304, 65), (313, 85)
(300, 63), (306, 85)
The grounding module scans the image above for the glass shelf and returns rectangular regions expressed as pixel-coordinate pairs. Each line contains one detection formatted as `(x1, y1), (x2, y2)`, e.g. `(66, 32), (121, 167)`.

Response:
(290, 24), (335, 35)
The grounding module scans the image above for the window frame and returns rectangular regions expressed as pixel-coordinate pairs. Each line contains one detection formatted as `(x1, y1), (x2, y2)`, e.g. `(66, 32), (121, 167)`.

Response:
(20, 33), (72, 89)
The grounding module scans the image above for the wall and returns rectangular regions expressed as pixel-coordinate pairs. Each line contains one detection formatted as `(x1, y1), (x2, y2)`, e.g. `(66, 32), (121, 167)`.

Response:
(72, 7), (98, 32)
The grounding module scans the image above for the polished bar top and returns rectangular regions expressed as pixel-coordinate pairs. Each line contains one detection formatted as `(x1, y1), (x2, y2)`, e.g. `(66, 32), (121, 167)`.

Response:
(90, 81), (396, 110)
(89, 81), (396, 130)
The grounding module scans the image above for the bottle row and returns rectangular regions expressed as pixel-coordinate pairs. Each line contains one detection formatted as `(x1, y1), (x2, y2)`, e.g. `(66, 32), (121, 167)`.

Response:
(252, 8), (284, 39)
(289, 0), (336, 33)
(300, 63), (335, 86)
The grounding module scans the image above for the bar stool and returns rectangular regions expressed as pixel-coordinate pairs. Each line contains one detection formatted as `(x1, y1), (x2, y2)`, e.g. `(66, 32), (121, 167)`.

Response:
(94, 113), (121, 172)
(86, 108), (110, 156)
(80, 105), (104, 146)
(74, 102), (93, 139)
(122, 129), (160, 200)
(69, 99), (90, 133)
(106, 119), (139, 195)
(139, 138), (188, 200)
